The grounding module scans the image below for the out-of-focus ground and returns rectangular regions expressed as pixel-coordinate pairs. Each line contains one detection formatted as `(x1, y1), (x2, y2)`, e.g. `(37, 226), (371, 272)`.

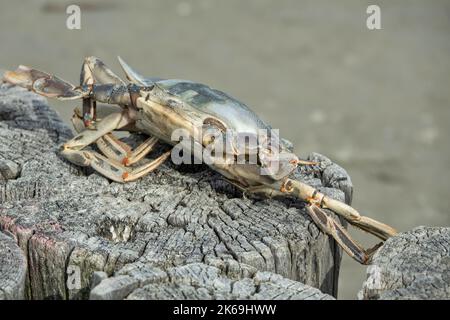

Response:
(1, 0), (449, 299)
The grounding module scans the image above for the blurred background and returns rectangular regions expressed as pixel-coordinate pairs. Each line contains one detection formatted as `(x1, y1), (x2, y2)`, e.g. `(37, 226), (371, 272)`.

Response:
(1, 0), (449, 298)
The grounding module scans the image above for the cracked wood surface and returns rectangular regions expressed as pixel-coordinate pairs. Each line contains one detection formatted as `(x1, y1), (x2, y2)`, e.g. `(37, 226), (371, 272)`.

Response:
(0, 84), (354, 299)
(0, 232), (27, 300)
(359, 226), (450, 300)
(90, 262), (334, 300)
(0, 231), (27, 299)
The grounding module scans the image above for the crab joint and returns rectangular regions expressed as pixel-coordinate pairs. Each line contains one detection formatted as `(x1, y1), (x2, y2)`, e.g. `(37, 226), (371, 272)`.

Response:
(280, 179), (294, 193)
(122, 157), (130, 166)
(309, 191), (326, 207)
(127, 84), (141, 109)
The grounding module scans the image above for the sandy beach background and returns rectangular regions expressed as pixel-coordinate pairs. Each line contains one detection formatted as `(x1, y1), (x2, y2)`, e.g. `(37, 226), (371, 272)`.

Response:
(1, 0), (449, 298)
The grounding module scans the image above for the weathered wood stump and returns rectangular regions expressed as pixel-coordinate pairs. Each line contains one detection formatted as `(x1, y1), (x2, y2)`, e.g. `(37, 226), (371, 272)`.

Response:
(90, 262), (334, 300)
(0, 84), (353, 299)
(359, 226), (450, 300)
(0, 231), (27, 299)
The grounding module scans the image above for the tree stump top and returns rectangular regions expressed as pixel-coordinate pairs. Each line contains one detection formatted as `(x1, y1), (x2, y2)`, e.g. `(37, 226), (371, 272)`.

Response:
(0, 84), (354, 299)
(359, 226), (450, 300)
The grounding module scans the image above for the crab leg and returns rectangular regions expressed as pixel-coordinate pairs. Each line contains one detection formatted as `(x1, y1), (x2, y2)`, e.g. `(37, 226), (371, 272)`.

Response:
(63, 111), (169, 182)
(306, 204), (382, 264)
(270, 178), (397, 264)
(3, 62), (163, 174)
(77, 56), (160, 165)
(96, 132), (159, 166)
(71, 109), (159, 166)
(3, 65), (133, 106)
(3, 65), (87, 100)
(242, 181), (383, 263)
(64, 146), (169, 183)
(279, 178), (397, 240)
(93, 133), (159, 167)
(80, 56), (126, 128)
(120, 151), (170, 181)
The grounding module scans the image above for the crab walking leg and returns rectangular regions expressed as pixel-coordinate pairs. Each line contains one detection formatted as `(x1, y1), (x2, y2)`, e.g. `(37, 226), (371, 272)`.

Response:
(95, 133), (159, 166)
(63, 111), (170, 182)
(72, 110), (159, 166)
(77, 55), (157, 164)
(278, 178), (397, 240)
(91, 132), (160, 167)
(120, 151), (170, 182)
(64, 147), (170, 183)
(120, 137), (160, 166)
(71, 111), (129, 160)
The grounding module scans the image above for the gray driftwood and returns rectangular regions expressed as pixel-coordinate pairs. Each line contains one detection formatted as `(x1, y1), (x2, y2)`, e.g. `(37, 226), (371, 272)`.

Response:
(359, 226), (450, 300)
(0, 231), (27, 299)
(0, 84), (353, 299)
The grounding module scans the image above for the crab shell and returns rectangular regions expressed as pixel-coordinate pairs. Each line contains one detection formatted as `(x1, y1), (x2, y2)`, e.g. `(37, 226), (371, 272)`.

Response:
(133, 79), (299, 188)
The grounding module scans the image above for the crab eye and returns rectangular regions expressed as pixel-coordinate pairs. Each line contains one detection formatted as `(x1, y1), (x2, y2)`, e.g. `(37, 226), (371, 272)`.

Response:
(203, 117), (227, 132)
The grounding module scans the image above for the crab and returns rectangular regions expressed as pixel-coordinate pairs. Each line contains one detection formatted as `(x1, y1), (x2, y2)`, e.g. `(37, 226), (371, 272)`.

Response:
(2, 56), (397, 264)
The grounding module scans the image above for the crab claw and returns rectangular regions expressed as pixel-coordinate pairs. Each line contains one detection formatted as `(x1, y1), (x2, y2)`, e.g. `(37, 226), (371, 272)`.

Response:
(319, 194), (397, 240)
(3, 65), (48, 88)
(276, 178), (397, 264)
(306, 204), (382, 264)
(3, 65), (86, 100)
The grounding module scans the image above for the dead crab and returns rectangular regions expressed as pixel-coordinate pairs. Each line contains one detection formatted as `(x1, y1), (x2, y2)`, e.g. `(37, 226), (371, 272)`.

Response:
(3, 56), (397, 264)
